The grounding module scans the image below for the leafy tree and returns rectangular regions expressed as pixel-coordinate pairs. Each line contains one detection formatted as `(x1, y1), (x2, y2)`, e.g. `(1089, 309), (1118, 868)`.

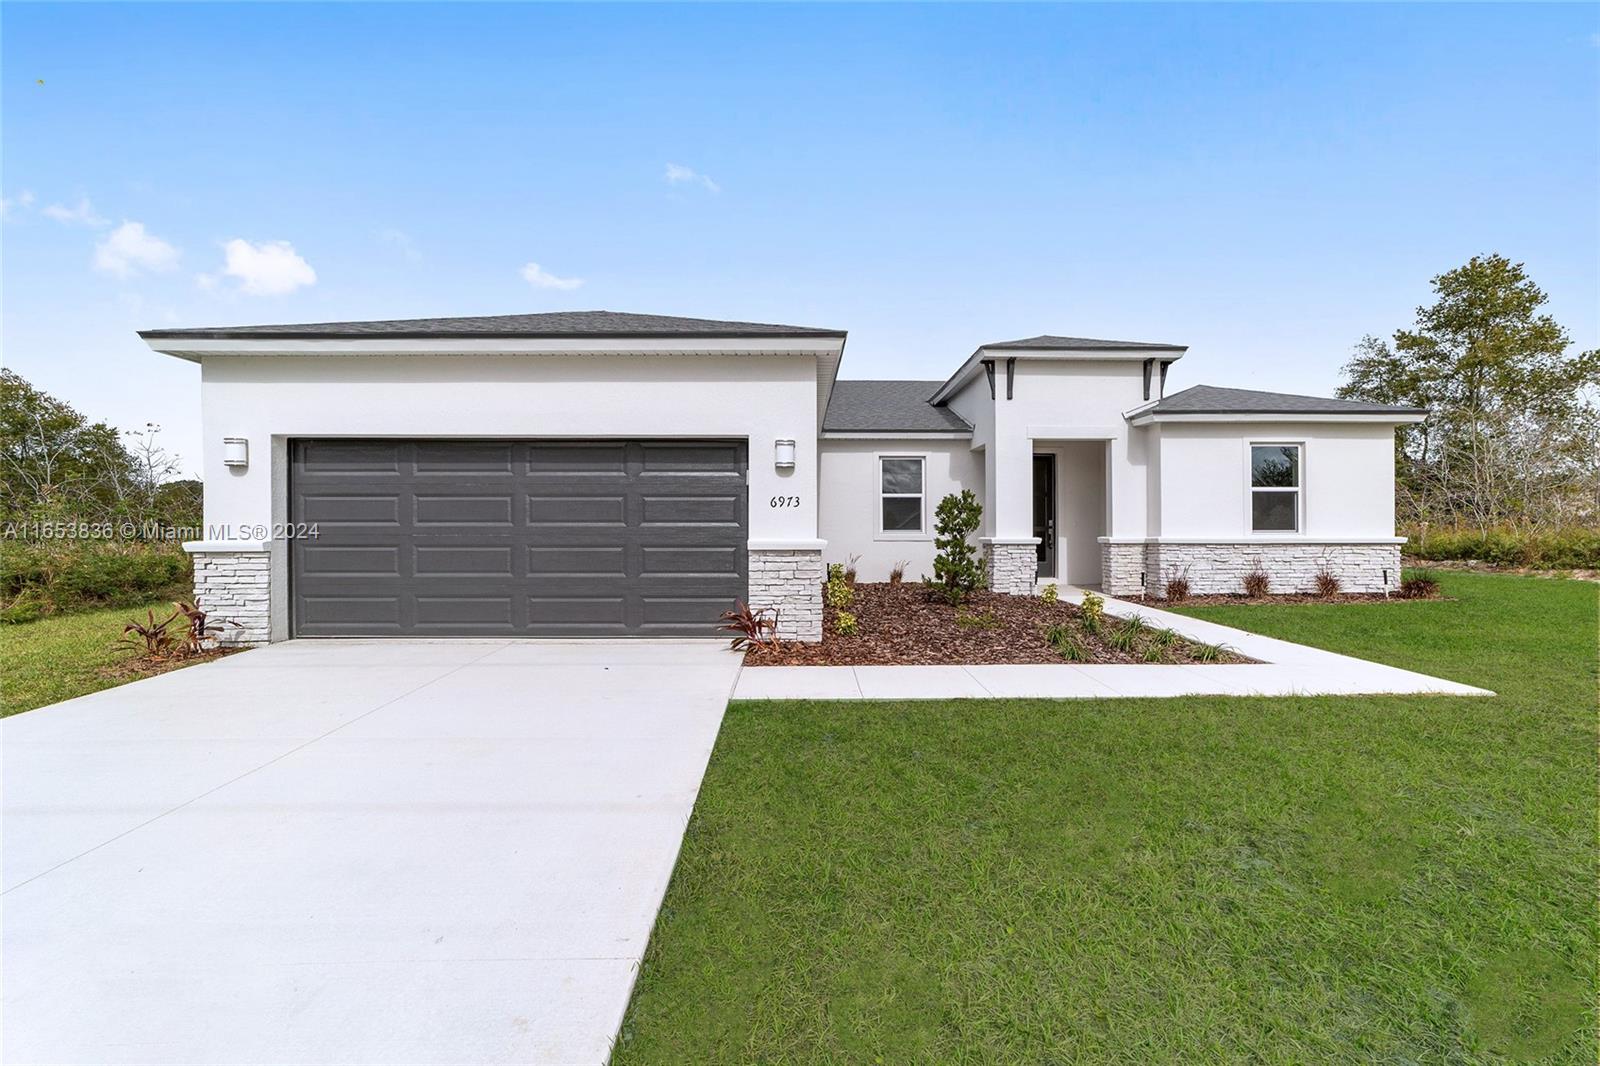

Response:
(927, 489), (985, 604)
(1339, 255), (1599, 531)
(0, 369), (134, 521)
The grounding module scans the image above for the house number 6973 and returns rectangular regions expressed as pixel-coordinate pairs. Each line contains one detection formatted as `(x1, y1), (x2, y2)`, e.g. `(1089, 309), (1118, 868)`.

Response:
(769, 495), (801, 508)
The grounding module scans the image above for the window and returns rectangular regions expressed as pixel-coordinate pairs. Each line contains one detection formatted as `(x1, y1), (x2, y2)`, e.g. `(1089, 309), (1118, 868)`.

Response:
(879, 456), (925, 534)
(1250, 444), (1301, 532)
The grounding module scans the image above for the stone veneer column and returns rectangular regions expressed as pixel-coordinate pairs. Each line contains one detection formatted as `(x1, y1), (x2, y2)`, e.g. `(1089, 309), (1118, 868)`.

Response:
(188, 547), (272, 645)
(981, 538), (1040, 595)
(1099, 540), (1148, 597)
(748, 547), (824, 643)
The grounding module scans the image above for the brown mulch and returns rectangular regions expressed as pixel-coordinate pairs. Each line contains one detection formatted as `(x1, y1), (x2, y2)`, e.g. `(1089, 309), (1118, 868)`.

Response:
(745, 582), (1250, 667)
(98, 647), (239, 683)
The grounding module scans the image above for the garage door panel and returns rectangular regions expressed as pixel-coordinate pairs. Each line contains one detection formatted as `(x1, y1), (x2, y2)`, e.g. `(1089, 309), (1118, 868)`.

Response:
(292, 439), (746, 636)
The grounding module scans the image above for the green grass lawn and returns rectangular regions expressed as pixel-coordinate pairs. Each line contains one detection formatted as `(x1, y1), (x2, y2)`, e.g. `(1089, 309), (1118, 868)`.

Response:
(0, 599), (199, 717)
(616, 571), (1597, 1064)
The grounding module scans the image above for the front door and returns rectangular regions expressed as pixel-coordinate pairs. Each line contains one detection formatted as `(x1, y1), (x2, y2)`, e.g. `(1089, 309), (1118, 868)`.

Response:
(1032, 454), (1056, 579)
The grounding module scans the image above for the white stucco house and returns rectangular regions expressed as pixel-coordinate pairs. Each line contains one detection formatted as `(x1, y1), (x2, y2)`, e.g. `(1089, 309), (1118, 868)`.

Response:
(141, 311), (1424, 644)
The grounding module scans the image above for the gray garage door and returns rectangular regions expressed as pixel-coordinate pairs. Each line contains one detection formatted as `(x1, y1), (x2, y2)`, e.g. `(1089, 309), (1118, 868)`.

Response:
(290, 439), (748, 637)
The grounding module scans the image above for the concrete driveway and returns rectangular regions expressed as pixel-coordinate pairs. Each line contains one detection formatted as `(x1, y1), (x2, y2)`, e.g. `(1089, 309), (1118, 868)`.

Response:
(2, 639), (742, 1065)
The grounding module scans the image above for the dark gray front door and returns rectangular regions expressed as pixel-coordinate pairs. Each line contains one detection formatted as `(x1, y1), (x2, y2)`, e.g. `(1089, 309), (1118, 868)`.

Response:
(1033, 454), (1056, 579)
(290, 439), (748, 637)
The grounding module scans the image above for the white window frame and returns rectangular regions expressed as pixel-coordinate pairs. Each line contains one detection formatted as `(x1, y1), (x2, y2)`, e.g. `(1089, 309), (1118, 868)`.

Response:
(876, 453), (929, 540)
(1247, 441), (1304, 534)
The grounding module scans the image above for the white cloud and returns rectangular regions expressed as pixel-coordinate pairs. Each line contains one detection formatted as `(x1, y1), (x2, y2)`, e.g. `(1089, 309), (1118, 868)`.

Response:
(520, 261), (583, 291)
(664, 162), (720, 194)
(1, 189), (35, 219)
(217, 238), (317, 295)
(93, 221), (180, 277)
(43, 197), (107, 226)
(378, 227), (423, 263)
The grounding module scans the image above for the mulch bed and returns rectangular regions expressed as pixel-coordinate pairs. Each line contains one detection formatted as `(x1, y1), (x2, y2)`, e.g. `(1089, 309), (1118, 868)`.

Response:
(98, 648), (239, 683)
(745, 582), (1250, 667)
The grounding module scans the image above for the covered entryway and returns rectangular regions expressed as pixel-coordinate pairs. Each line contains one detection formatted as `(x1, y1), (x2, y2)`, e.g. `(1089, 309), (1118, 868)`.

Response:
(290, 439), (747, 637)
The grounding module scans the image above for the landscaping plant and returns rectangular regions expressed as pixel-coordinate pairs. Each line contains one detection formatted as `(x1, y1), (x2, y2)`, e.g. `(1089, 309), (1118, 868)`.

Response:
(925, 490), (985, 606)
(718, 600), (781, 652)
(844, 554), (860, 585)
(1079, 591), (1104, 633)
(171, 599), (237, 654)
(834, 610), (859, 636)
(1399, 572), (1441, 600)
(116, 607), (180, 659)
(1243, 566), (1272, 599)
(1314, 569), (1342, 598)
(1164, 575), (1191, 602)
(888, 560), (908, 585)
(1043, 622), (1088, 662)
(1040, 582), (1059, 604)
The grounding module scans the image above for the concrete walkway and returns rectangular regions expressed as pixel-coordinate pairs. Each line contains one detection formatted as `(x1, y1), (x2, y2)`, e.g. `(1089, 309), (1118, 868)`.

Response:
(2, 639), (743, 1065)
(734, 590), (1493, 700)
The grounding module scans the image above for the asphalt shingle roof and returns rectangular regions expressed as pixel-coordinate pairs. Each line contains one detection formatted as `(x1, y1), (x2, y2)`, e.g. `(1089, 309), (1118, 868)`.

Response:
(983, 335), (1186, 351)
(822, 380), (973, 433)
(139, 310), (845, 341)
(1150, 384), (1425, 416)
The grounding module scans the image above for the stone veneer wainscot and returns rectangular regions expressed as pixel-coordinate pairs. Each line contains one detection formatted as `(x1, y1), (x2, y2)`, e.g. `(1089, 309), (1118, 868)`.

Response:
(1100, 540), (1402, 598)
(982, 538), (1040, 596)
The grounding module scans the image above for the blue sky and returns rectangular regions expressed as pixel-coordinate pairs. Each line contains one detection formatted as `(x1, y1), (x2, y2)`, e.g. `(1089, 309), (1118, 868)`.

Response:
(4, 2), (1596, 472)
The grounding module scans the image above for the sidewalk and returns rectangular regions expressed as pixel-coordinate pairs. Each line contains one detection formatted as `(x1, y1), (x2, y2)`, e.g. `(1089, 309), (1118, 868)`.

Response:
(732, 589), (1494, 701)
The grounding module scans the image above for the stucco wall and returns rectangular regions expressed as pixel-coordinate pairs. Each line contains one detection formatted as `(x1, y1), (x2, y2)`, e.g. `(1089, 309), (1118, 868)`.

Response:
(1153, 421), (1397, 539)
(817, 437), (983, 582)
(198, 353), (822, 543)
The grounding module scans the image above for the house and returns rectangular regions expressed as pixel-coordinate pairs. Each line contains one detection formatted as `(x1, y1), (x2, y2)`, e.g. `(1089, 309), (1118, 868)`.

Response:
(140, 311), (1425, 644)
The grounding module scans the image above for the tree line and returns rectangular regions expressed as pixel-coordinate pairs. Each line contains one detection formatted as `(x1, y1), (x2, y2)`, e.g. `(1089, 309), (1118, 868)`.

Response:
(0, 369), (200, 531)
(1338, 254), (1598, 534)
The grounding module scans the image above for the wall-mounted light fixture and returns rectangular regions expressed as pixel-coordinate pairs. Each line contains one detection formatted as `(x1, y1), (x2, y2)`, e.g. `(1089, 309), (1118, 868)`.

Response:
(222, 437), (249, 468)
(774, 439), (796, 469)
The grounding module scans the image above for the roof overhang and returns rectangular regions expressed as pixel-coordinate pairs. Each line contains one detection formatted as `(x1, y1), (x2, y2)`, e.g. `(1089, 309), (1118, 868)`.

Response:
(1128, 410), (1427, 426)
(820, 430), (974, 441)
(141, 332), (849, 425)
(929, 344), (1186, 406)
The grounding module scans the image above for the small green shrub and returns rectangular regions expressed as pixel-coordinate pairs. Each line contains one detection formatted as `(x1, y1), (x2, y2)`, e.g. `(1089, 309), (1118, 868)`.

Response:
(824, 575), (853, 609)
(1040, 583), (1059, 604)
(925, 490), (984, 606)
(827, 562), (846, 583)
(835, 610), (859, 636)
(1142, 642), (1168, 663)
(1191, 642), (1228, 663)
(1151, 627), (1179, 648)
(1079, 591), (1104, 633)
(1107, 623), (1141, 654)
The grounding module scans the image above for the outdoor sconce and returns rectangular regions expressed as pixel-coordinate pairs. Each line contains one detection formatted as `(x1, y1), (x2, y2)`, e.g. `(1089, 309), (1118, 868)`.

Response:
(774, 439), (796, 469)
(222, 437), (249, 468)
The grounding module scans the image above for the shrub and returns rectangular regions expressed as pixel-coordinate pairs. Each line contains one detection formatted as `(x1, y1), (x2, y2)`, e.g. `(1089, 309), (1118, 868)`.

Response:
(718, 600), (780, 652)
(1402, 525), (1600, 569)
(1242, 566), (1271, 599)
(1191, 641), (1228, 663)
(925, 490), (984, 606)
(827, 562), (846, 584)
(889, 560), (908, 585)
(824, 576), (854, 609)
(1151, 627), (1179, 648)
(844, 553), (860, 585)
(1, 541), (190, 622)
(116, 607), (181, 659)
(1079, 591), (1104, 633)
(1040, 582), (1059, 604)
(1107, 624), (1140, 654)
(1399, 572), (1441, 600)
(1314, 569), (1341, 598)
(835, 610), (859, 636)
(1164, 577), (1190, 602)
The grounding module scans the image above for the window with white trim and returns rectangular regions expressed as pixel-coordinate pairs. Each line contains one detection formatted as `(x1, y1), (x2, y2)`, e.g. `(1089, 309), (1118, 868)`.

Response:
(1250, 443), (1301, 532)
(879, 456), (925, 534)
